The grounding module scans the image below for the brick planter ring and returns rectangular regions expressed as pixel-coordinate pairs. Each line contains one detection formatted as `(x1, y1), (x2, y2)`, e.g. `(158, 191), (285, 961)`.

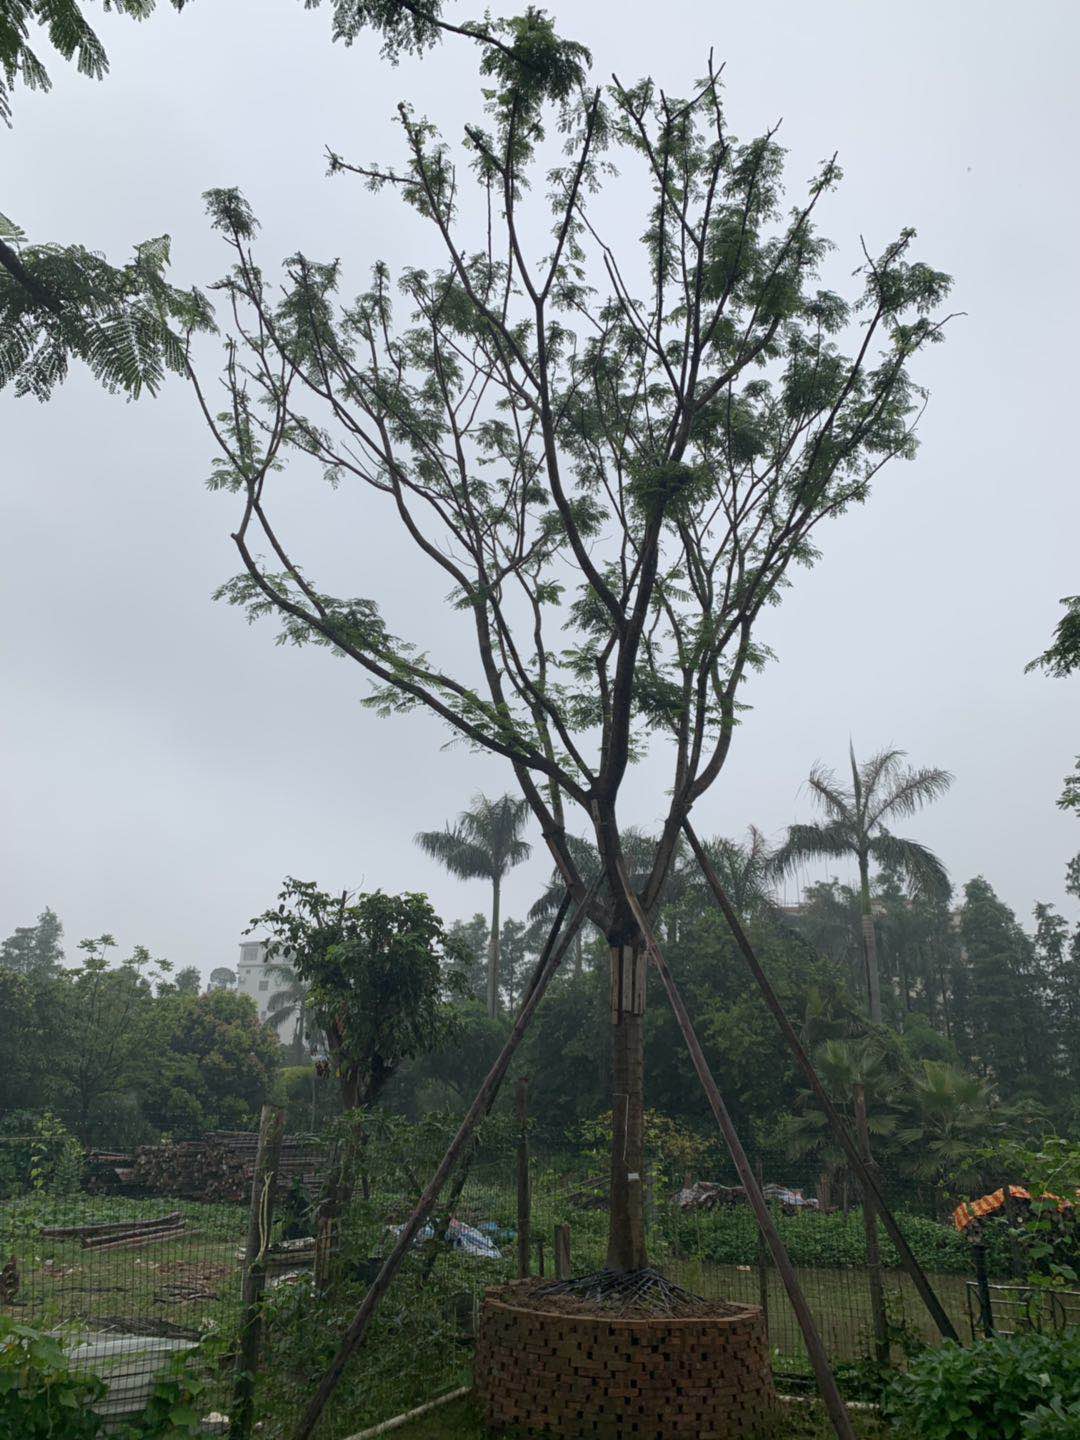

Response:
(475, 1284), (779, 1438)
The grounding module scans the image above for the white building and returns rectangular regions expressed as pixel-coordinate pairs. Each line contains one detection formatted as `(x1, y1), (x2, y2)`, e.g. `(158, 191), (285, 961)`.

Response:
(236, 940), (295, 1039)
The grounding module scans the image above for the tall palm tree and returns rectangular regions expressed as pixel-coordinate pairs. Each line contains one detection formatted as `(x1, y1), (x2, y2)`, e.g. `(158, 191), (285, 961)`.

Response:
(771, 746), (953, 1024)
(416, 793), (532, 1018)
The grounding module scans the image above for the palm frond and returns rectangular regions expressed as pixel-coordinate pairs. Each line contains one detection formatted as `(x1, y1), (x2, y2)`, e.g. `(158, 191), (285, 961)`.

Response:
(868, 765), (953, 827)
(769, 820), (854, 879)
(867, 832), (951, 901)
(807, 762), (851, 822)
(420, 793), (532, 881)
(415, 825), (494, 881)
(859, 747), (906, 805)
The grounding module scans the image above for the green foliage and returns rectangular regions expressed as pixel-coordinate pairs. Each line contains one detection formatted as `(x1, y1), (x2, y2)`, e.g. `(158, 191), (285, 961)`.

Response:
(980, 1136), (1080, 1293)
(0, 215), (213, 399)
(0, 1315), (105, 1439)
(886, 1331), (1080, 1440)
(665, 1203), (985, 1275)
(0, 0), (192, 124)
(1027, 597), (1080, 680)
(251, 878), (464, 1111)
(954, 877), (1050, 1099)
(0, 907), (63, 976)
(0, 1312), (228, 1440)
(140, 987), (281, 1136)
(0, 913), (281, 1150)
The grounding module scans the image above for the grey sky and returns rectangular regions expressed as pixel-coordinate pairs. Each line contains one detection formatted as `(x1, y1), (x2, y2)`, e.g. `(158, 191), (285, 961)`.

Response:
(2, 0), (1077, 978)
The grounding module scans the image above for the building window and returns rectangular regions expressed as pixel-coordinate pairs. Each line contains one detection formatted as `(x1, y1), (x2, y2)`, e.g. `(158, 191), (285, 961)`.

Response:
(258, 980), (269, 992)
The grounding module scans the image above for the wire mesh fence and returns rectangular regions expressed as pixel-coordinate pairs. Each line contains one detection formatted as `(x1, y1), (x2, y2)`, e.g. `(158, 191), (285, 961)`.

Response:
(3, 1122), (1070, 1438)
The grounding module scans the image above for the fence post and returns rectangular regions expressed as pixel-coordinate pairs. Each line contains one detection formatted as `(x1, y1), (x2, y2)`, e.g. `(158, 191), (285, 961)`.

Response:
(232, 1104), (285, 1440)
(755, 1157), (770, 1333)
(516, 1077), (530, 1280)
(972, 1240), (995, 1337)
(554, 1223), (571, 1281)
(853, 1084), (889, 1367)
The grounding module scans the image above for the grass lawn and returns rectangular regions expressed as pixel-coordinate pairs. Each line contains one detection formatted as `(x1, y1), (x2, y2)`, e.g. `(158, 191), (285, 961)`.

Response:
(393, 1394), (890, 1439)
(0, 1193), (247, 1337)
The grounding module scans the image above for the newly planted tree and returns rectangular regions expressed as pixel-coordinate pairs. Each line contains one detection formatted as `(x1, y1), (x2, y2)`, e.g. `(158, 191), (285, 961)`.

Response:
(772, 747), (953, 1024)
(416, 791), (531, 1017)
(195, 14), (952, 1273)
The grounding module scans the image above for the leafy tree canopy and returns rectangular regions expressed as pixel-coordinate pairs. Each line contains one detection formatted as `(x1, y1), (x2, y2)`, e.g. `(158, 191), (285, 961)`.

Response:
(250, 877), (464, 1111)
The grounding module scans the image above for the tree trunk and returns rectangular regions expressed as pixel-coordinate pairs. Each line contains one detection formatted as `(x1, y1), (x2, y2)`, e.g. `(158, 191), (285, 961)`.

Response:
(858, 856), (882, 1024)
(487, 877), (501, 1019)
(605, 941), (648, 1271)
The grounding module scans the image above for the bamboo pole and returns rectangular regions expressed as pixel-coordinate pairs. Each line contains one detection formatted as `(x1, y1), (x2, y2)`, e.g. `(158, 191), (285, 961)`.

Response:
(233, 1104), (285, 1440)
(340, 1386), (471, 1440)
(615, 860), (858, 1440)
(682, 819), (959, 1343)
(292, 887), (593, 1440)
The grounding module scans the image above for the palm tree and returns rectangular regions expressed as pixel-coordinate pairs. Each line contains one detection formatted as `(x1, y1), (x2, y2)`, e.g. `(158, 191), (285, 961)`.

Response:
(772, 747), (953, 1024)
(416, 793), (532, 1017)
(779, 1037), (899, 1210)
(692, 827), (776, 920)
(265, 961), (314, 1057)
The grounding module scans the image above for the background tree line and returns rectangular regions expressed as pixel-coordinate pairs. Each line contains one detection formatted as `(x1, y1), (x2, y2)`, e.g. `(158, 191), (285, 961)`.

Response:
(3, 758), (1076, 1214)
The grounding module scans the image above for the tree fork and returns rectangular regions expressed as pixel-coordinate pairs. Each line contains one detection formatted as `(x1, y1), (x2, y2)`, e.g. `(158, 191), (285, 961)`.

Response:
(292, 887), (594, 1440)
(682, 819), (959, 1342)
(615, 860), (857, 1440)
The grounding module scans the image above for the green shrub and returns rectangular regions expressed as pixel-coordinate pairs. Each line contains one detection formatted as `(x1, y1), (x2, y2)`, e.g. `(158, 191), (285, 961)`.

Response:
(0, 1314), (222, 1440)
(0, 1316), (106, 1439)
(886, 1331), (1080, 1440)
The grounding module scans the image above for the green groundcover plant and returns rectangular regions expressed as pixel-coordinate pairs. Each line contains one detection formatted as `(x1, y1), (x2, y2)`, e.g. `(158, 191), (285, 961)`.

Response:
(0, 1314), (220, 1440)
(886, 1330), (1080, 1440)
(662, 1203), (1007, 1276)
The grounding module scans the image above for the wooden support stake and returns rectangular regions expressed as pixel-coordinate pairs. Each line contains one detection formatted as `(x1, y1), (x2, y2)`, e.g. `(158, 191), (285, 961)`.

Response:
(616, 860), (857, 1440)
(232, 1103), (285, 1440)
(516, 1077), (531, 1280)
(554, 1223), (571, 1281)
(683, 819), (959, 1343)
(292, 887), (594, 1440)
(854, 1084), (888, 1367)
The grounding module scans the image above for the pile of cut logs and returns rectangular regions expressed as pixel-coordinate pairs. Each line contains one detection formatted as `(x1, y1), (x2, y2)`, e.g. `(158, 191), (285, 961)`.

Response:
(40, 1211), (187, 1251)
(85, 1133), (326, 1203)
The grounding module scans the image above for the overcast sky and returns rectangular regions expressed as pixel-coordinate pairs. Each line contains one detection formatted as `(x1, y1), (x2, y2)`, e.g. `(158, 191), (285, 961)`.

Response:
(3, 0), (1078, 978)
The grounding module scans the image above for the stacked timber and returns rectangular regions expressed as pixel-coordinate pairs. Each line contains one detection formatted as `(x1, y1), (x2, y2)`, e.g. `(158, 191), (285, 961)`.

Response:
(82, 1134), (326, 1203)
(40, 1212), (186, 1251)
(84, 1151), (139, 1195)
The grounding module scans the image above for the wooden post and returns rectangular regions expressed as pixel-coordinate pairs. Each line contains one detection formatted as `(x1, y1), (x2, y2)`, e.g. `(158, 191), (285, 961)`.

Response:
(853, 1084), (888, 1367)
(755, 1158), (769, 1333)
(535, 1235), (545, 1277)
(291, 887), (594, 1440)
(683, 819), (959, 1344)
(232, 1104), (285, 1440)
(554, 1223), (571, 1280)
(616, 860), (858, 1440)
(516, 1077), (531, 1280)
